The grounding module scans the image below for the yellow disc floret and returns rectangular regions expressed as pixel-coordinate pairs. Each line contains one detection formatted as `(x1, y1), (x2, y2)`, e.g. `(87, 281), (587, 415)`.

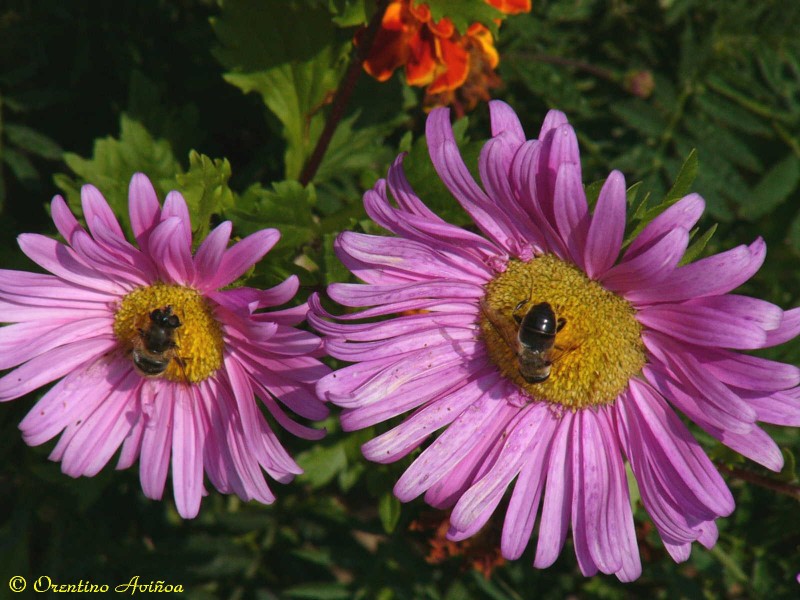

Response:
(480, 255), (645, 408)
(114, 283), (224, 383)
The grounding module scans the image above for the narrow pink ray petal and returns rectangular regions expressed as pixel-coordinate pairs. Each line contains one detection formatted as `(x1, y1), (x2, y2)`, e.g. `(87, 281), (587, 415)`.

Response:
(206, 229), (280, 290)
(193, 221), (232, 287)
(139, 383), (175, 500)
(148, 217), (196, 284)
(172, 384), (205, 518)
(584, 170), (627, 279)
(361, 377), (488, 463)
(394, 379), (511, 502)
(0, 336), (117, 402)
(625, 238), (766, 305)
(162, 190), (193, 249)
(81, 184), (126, 241)
(128, 172), (162, 249)
(534, 411), (575, 568)
(500, 409), (557, 559)
(625, 193), (704, 260)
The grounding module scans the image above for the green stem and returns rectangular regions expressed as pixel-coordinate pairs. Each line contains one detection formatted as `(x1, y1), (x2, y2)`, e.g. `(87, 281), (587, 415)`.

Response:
(299, 1), (390, 186)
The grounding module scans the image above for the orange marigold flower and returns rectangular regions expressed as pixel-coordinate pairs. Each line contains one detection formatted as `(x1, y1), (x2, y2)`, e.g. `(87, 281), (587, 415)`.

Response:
(357, 0), (531, 114)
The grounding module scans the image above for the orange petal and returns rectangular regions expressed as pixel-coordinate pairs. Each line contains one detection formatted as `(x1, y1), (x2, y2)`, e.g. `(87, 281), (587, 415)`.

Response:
(467, 23), (499, 69)
(486, 0), (531, 14)
(427, 37), (469, 94)
(360, 2), (416, 81)
(409, 1), (431, 22)
(405, 28), (438, 86)
(427, 15), (454, 38)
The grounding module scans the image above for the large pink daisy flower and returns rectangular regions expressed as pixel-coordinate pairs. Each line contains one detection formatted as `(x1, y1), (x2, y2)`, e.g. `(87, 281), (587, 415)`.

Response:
(311, 101), (800, 580)
(0, 174), (329, 518)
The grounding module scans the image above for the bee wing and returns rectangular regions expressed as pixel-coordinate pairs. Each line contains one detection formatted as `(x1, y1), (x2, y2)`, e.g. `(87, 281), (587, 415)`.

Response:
(173, 355), (193, 387)
(480, 297), (520, 352)
(549, 341), (581, 365)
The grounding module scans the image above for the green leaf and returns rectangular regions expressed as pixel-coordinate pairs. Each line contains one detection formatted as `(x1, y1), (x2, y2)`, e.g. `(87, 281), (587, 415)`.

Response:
(283, 583), (351, 600)
(624, 150), (699, 246)
(328, 0), (367, 27)
(789, 210), (800, 254)
(53, 114), (182, 236)
(378, 492), (401, 534)
(738, 153), (800, 221)
(229, 179), (317, 258)
(2, 147), (38, 181)
(296, 442), (348, 489)
(212, 0), (350, 179)
(679, 224), (717, 266)
(664, 148), (698, 204)
(4, 123), (63, 159)
(426, 0), (503, 35)
(164, 152), (236, 242)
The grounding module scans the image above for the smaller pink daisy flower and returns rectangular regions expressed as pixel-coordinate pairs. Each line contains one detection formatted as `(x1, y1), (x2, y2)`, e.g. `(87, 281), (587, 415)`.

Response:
(0, 174), (329, 518)
(312, 101), (800, 580)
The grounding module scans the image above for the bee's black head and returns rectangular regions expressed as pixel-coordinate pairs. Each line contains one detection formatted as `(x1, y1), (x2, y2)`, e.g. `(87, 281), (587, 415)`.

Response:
(150, 306), (181, 329)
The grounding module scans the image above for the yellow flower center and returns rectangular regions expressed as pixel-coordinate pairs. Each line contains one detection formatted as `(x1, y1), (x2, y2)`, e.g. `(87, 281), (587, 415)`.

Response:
(480, 255), (645, 408)
(113, 284), (224, 383)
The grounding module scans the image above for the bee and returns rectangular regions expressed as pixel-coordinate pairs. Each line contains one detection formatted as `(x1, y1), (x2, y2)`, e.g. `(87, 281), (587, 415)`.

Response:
(131, 306), (183, 378)
(481, 298), (567, 383)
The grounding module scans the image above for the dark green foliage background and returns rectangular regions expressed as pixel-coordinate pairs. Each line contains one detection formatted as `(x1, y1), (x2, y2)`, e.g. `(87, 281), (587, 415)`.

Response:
(1, 0), (798, 598)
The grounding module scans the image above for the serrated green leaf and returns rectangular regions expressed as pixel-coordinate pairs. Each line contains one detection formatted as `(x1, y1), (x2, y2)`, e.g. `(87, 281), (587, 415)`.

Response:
(679, 224), (717, 266)
(4, 123), (63, 159)
(229, 179), (317, 259)
(425, 0), (502, 36)
(164, 152), (236, 241)
(323, 231), (353, 284)
(738, 153), (800, 221)
(212, 0), (349, 179)
(378, 492), (401, 534)
(54, 114), (182, 236)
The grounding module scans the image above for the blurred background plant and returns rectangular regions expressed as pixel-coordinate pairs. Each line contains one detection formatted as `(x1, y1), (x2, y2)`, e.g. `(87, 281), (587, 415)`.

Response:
(1, 0), (798, 598)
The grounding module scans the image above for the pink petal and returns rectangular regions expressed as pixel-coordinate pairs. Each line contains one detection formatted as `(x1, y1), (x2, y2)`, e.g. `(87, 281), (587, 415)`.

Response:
(534, 411), (575, 568)
(81, 184), (125, 241)
(139, 382), (175, 500)
(625, 193), (705, 260)
(128, 173), (162, 250)
(194, 221), (232, 287)
(584, 170), (627, 279)
(172, 385), (205, 518)
(625, 238), (766, 305)
(161, 190), (193, 249)
(148, 217), (195, 284)
(206, 229), (280, 290)
(0, 336), (117, 402)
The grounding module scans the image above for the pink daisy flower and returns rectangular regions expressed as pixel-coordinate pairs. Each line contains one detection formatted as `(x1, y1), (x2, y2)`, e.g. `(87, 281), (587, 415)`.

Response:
(311, 101), (800, 580)
(0, 174), (329, 518)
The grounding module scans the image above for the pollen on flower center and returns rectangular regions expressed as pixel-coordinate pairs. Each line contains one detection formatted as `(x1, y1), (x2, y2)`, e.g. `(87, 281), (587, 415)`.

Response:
(480, 255), (645, 408)
(113, 283), (224, 383)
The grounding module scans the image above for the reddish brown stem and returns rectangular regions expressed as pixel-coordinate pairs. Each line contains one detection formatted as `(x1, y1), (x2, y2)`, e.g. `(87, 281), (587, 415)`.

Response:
(299, 1), (390, 186)
(717, 464), (800, 502)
